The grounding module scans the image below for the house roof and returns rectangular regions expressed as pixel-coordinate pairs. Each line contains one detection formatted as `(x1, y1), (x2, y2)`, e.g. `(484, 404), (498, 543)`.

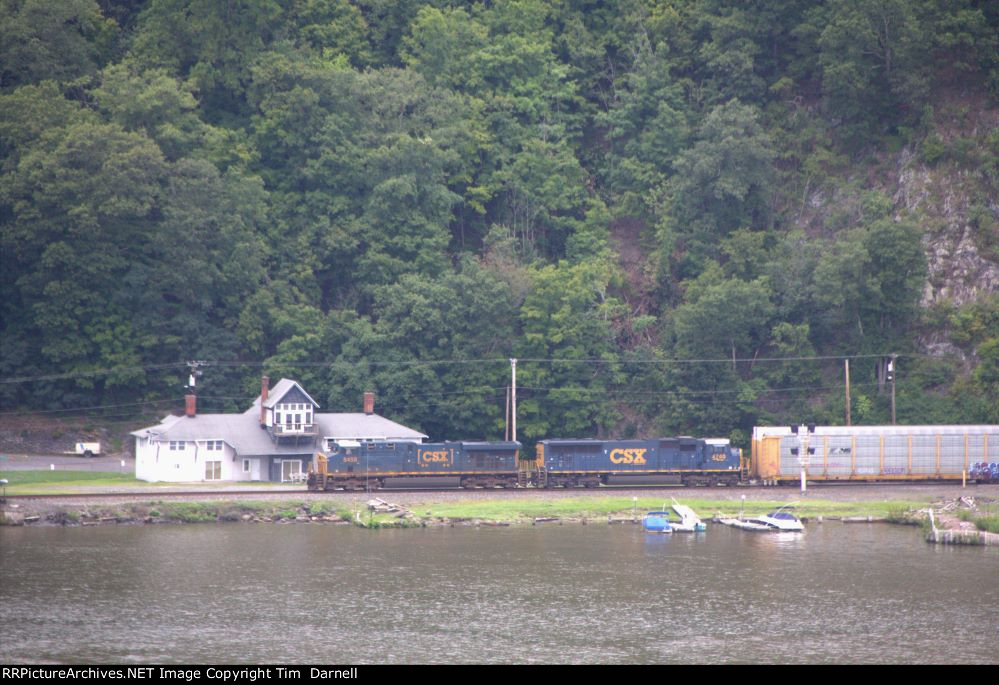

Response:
(131, 411), (428, 456)
(262, 378), (319, 409)
(131, 379), (427, 456)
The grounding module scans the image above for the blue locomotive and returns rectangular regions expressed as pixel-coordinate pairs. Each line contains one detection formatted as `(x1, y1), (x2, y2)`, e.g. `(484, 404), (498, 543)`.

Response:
(533, 437), (743, 487)
(308, 440), (524, 490)
(308, 436), (742, 490)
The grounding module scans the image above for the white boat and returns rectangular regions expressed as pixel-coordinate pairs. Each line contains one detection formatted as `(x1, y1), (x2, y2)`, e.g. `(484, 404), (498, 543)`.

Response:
(668, 519), (702, 532)
(716, 517), (771, 531)
(748, 505), (804, 531)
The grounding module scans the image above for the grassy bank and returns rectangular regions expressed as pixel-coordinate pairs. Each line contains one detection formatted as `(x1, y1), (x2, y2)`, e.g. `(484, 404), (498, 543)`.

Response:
(2, 493), (936, 528)
(0, 470), (140, 494)
(1, 498), (354, 526)
(0, 470), (295, 495)
(956, 509), (999, 534)
(417, 496), (925, 523)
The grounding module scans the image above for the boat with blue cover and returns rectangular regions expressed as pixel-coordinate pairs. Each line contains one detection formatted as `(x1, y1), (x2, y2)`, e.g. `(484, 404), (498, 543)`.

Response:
(642, 511), (673, 533)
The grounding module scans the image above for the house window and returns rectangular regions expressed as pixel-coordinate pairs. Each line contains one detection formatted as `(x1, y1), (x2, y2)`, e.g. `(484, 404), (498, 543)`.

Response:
(205, 461), (222, 480)
(169, 441), (186, 451)
(243, 459), (251, 474)
(205, 440), (223, 451)
(281, 460), (302, 482)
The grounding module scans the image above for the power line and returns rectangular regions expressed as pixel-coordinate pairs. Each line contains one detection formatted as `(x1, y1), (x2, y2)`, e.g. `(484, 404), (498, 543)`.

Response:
(2, 352), (951, 384)
(0, 397), (183, 416)
(0, 363), (187, 384)
(374, 382), (883, 403)
(0, 378), (884, 417)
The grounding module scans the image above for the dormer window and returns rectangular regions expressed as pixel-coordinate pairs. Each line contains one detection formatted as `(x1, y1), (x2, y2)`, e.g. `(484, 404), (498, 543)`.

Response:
(275, 402), (313, 428)
(261, 380), (320, 440)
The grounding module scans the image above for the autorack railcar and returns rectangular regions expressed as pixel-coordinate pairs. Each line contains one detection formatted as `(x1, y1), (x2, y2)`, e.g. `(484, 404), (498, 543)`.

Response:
(534, 437), (743, 487)
(750, 424), (999, 484)
(308, 440), (522, 490)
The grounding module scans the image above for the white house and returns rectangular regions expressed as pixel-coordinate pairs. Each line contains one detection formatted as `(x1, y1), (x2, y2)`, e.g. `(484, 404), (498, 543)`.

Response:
(131, 377), (427, 482)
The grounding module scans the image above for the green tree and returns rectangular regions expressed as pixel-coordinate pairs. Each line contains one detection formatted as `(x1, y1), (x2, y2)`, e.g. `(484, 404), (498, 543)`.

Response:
(324, 260), (519, 439)
(671, 267), (776, 362)
(131, 0), (283, 117)
(816, 0), (931, 142)
(0, 0), (117, 90)
(289, 0), (374, 67)
(0, 121), (169, 403)
(599, 34), (689, 215)
(0, 82), (96, 169)
(810, 217), (927, 399)
(0, 117), (266, 407)
(516, 257), (625, 439)
(93, 61), (248, 165)
(659, 99), (775, 279)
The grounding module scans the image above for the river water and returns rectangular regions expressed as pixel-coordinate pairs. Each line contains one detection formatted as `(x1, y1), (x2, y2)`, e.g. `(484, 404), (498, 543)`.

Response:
(0, 522), (996, 664)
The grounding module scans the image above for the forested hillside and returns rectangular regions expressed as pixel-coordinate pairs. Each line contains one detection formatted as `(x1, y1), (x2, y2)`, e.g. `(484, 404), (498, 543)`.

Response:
(2, 0), (997, 444)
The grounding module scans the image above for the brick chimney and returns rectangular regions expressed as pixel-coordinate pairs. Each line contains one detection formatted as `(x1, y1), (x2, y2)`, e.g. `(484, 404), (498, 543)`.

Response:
(260, 375), (269, 427)
(185, 394), (197, 418)
(363, 391), (375, 415)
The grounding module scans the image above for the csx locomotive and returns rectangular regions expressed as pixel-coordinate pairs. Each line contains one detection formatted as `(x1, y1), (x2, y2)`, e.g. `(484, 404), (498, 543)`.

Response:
(534, 437), (742, 487)
(308, 440), (524, 490)
(307, 436), (743, 490)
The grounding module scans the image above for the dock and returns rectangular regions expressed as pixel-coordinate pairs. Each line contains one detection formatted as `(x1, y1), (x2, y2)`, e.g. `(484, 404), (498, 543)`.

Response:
(713, 516), (770, 531)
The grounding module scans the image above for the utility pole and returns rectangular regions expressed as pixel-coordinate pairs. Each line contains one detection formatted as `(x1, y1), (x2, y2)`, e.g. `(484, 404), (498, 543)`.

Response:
(844, 359), (851, 426)
(889, 354), (897, 425)
(510, 358), (517, 442)
(505, 385), (510, 442)
(185, 360), (206, 390)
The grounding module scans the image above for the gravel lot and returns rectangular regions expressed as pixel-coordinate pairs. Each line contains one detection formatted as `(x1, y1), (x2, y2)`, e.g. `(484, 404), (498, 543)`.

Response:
(0, 452), (134, 473)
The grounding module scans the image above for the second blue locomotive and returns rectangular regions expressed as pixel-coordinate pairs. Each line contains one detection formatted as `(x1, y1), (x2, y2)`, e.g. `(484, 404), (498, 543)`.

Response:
(534, 437), (742, 487)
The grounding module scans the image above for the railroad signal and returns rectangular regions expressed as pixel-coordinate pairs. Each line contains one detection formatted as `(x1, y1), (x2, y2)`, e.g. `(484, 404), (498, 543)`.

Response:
(795, 423), (815, 495)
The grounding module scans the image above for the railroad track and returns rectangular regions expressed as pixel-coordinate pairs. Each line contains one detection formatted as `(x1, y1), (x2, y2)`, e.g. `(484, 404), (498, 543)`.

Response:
(3, 479), (987, 502)
(1, 484), (756, 501)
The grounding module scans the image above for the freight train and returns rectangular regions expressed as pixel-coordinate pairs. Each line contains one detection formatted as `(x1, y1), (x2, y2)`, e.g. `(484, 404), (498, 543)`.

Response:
(307, 436), (743, 490)
(307, 424), (999, 491)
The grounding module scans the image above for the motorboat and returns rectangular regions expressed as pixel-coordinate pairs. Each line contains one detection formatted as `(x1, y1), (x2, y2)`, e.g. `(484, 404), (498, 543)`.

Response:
(748, 505), (804, 531)
(642, 511), (673, 533)
(668, 518), (703, 532)
(715, 516), (771, 531)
